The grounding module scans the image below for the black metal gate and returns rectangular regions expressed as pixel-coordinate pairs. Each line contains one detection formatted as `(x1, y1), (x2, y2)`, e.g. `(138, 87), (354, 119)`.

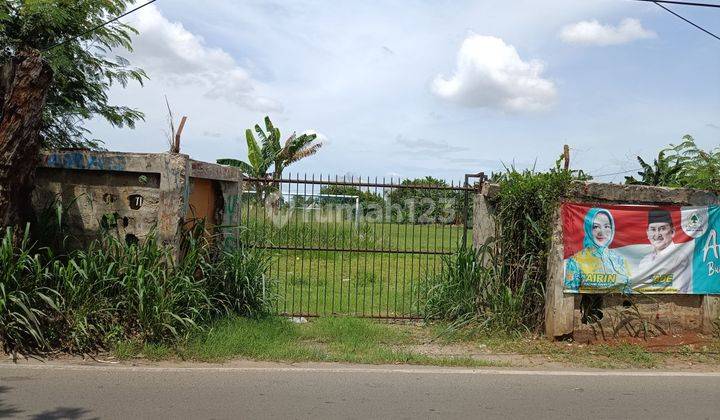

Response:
(239, 173), (482, 319)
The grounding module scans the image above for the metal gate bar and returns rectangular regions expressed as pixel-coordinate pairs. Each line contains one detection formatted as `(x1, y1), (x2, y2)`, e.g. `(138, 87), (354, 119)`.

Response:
(239, 173), (479, 319)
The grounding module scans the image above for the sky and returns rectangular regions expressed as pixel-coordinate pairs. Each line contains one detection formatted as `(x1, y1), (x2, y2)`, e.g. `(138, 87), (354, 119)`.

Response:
(86, 0), (720, 183)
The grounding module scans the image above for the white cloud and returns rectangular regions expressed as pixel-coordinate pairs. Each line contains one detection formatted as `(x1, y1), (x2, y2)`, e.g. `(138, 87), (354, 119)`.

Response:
(431, 34), (556, 112)
(129, 5), (281, 112)
(395, 135), (468, 155)
(559, 18), (656, 46)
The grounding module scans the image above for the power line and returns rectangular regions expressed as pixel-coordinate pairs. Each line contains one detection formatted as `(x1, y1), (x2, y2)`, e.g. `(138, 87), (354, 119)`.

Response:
(633, 0), (720, 8)
(592, 168), (642, 178)
(651, 1), (720, 41)
(634, 0), (720, 7)
(43, 0), (160, 52)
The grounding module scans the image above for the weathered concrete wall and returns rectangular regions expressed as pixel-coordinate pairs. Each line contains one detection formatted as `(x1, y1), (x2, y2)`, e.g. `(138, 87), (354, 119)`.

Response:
(573, 294), (704, 339)
(33, 167), (161, 245)
(545, 205), (575, 338)
(34, 151), (243, 253)
(546, 181), (720, 339)
(473, 180), (720, 339)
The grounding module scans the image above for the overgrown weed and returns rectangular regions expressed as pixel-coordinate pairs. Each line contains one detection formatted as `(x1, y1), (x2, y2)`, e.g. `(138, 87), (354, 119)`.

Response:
(0, 223), (275, 356)
(422, 161), (584, 336)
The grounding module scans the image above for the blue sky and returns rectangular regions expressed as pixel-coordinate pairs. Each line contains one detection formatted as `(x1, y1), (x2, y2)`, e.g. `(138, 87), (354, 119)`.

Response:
(87, 0), (720, 182)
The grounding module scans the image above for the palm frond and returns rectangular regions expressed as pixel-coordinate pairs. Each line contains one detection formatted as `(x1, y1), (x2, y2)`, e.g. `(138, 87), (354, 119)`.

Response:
(216, 158), (245, 167)
(245, 129), (264, 170)
(283, 133), (318, 159)
(284, 142), (323, 165)
(216, 159), (256, 176)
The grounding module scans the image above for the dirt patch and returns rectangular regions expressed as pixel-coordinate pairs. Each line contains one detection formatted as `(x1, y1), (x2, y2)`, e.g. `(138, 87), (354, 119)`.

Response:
(572, 330), (713, 352)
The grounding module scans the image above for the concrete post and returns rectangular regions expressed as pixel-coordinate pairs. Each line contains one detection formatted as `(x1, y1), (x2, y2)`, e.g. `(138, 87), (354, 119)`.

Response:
(472, 193), (495, 250)
(544, 205), (574, 339)
(472, 182), (497, 251)
(158, 153), (190, 259)
(701, 295), (720, 335)
(219, 171), (243, 246)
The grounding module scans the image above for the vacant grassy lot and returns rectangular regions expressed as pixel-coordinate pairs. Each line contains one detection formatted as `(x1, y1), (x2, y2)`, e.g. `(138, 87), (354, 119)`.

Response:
(239, 207), (471, 317)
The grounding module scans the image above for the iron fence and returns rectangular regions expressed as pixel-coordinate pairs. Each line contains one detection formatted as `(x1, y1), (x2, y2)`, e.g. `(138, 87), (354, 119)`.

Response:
(239, 173), (482, 319)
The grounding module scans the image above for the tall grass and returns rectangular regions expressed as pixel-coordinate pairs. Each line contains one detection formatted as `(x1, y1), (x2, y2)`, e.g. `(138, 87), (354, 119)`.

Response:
(424, 165), (576, 335)
(422, 241), (531, 334)
(209, 242), (274, 318)
(0, 226), (59, 356)
(0, 224), (274, 356)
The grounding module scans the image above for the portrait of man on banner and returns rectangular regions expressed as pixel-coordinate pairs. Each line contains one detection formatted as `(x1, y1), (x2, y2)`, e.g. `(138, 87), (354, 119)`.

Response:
(635, 209), (693, 293)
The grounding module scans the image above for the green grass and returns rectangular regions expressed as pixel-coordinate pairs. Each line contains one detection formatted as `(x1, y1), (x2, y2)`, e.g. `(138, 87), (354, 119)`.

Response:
(112, 317), (720, 370)
(239, 209), (472, 317)
(114, 316), (503, 368)
(270, 252), (439, 317)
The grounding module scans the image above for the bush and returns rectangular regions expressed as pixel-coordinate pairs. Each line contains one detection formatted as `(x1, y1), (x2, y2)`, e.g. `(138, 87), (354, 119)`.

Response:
(0, 225), (274, 356)
(492, 167), (574, 330)
(209, 243), (274, 318)
(424, 161), (580, 334)
(423, 242), (530, 334)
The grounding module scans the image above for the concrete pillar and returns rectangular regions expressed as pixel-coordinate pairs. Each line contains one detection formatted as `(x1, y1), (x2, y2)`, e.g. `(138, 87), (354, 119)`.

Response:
(701, 295), (720, 334)
(157, 153), (190, 258)
(219, 172), (244, 247)
(472, 187), (496, 251)
(544, 205), (575, 339)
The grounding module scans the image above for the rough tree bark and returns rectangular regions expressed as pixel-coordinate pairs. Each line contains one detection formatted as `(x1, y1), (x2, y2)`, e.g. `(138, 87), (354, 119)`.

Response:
(0, 49), (53, 230)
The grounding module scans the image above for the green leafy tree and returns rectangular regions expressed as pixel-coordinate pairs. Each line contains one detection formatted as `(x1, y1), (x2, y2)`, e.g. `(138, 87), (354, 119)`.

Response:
(0, 1), (146, 229)
(1, 1), (147, 149)
(664, 135), (720, 190)
(217, 124), (273, 199)
(385, 176), (463, 224)
(625, 135), (719, 190)
(319, 185), (384, 216)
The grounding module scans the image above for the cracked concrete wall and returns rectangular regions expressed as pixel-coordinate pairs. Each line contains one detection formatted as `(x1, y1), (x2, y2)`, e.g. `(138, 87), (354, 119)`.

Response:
(475, 181), (720, 338)
(33, 151), (244, 255)
(33, 167), (161, 246)
(547, 181), (720, 339)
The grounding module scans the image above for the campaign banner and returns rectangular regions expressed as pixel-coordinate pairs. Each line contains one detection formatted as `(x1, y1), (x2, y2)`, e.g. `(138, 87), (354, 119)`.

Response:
(562, 202), (720, 294)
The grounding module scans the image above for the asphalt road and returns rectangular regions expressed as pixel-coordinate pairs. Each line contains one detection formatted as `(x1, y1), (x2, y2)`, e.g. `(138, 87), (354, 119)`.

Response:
(1, 362), (720, 419)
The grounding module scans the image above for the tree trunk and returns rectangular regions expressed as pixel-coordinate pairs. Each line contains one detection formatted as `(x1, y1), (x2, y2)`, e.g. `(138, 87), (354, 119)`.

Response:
(270, 167), (283, 214)
(0, 49), (54, 231)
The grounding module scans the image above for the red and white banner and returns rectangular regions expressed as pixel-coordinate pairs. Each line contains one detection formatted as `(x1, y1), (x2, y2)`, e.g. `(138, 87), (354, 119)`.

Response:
(562, 202), (720, 294)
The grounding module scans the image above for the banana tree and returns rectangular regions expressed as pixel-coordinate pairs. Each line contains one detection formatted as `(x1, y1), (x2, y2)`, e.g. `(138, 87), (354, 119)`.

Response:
(218, 116), (323, 203)
(624, 150), (683, 186)
(217, 126), (272, 201)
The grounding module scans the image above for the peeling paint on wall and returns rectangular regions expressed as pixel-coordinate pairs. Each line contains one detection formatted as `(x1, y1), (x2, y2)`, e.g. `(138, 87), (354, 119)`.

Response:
(44, 152), (127, 172)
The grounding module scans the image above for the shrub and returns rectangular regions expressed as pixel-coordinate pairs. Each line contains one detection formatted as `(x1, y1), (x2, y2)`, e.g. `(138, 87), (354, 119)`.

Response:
(209, 243), (274, 318)
(424, 160), (581, 334)
(423, 242), (530, 333)
(492, 167), (575, 330)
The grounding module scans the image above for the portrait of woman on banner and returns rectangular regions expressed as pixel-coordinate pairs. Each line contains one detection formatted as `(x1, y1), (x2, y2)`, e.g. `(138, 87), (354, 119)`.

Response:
(564, 207), (632, 292)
